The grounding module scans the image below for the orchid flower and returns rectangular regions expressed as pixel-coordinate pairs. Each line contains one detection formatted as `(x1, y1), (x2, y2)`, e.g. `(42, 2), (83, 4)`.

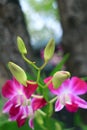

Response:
(2, 78), (47, 129)
(44, 76), (87, 112)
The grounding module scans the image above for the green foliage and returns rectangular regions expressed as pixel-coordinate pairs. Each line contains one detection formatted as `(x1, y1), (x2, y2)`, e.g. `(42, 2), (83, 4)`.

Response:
(0, 121), (31, 130)
(81, 76), (87, 81)
(82, 125), (87, 130)
(0, 113), (62, 130)
(0, 98), (8, 127)
(35, 112), (62, 130)
(42, 102), (53, 117)
(42, 87), (50, 101)
(73, 112), (87, 130)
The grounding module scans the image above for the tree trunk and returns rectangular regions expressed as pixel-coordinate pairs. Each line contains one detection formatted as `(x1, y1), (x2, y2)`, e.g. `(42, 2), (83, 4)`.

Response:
(0, 0), (34, 86)
(57, 0), (87, 77)
(57, 0), (87, 127)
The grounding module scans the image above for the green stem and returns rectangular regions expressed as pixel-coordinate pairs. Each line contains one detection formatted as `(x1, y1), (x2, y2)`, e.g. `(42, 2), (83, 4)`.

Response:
(38, 82), (44, 88)
(38, 78), (52, 89)
(49, 96), (58, 104)
(22, 54), (39, 70)
(32, 94), (43, 98)
(27, 80), (37, 84)
(38, 109), (47, 116)
(40, 61), (47, 70)
(37, 69), (41, 82)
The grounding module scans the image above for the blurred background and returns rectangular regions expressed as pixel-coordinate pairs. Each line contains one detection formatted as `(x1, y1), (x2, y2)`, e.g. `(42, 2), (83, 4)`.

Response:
(0, 0), (87, 130)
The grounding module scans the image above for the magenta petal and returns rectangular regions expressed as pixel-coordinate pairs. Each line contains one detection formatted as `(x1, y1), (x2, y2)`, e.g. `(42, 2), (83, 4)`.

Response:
(3, 100), (12, 113)
(65, 103), (78, 112)
(61, 79), (70, 89)
(2, 78), (24, 99)
(16, 114), (26, 127)
(74, 96), (87, 109)
(66, 94), (87, 112)
(70, 77), (87, 95)
(44, 76), (52, 84)
(55, 100), (64, 111)
(23, 82), (38, 98)
(44, 77), (53, 90)
(32, 97), (47, 111)
(9, 104), (20, 118)
(2, 80), (16, 98)
(13, 78), (23, 91)
(44, 77), (60, 95)
(29, 118), (34, 129)
(3, 95), (20, 113)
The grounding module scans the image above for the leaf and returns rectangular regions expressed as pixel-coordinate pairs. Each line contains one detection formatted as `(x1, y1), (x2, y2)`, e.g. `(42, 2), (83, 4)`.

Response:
(35, 112), (62, 130)
(43, 87), (49, 101)
(42, 116), (62, 130)
(0, 121), (31, 130)
(81, 125), (87, 130)
(42, 103), (53, 117)
(0, 113), (62, 130)
(81, 77), (87, 81)
(0, 98), (8, 126)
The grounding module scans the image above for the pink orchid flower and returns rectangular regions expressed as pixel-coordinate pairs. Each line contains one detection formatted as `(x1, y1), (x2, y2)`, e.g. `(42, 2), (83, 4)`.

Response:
(44, 76), (87, 112)
(2, 78), (47, 129)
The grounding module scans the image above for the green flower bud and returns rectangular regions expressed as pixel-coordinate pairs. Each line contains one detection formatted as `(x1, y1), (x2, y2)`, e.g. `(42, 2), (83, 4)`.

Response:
(52, 71), (71, 89)
(44, 39), (55, 62)
(17, 36), (27, 54)
(8, 62), (27, 86)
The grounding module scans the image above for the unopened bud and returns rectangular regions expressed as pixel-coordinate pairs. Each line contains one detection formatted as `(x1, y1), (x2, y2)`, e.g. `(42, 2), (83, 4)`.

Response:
(8, 62), (27, 86)
(52, 71), (71, 89)
(17, 36), (27, 54)
(44, 39), (55, 62)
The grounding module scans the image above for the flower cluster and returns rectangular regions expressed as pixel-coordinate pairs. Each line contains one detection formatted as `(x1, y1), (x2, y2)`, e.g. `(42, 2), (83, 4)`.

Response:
(1, 37), (87, 129)
(2, 78), (47, 129)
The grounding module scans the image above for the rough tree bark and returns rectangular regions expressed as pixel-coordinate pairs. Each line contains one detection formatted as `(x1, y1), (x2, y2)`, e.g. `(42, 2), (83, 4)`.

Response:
(0, 0), (34, 86)
(57, 0), (87, 77)
(57, 0), (87, 127)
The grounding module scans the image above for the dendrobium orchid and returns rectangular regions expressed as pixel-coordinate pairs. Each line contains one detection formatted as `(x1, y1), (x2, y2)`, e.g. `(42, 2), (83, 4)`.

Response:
(2, 78), (47, 129)
(2, 37), (87, 129)
(44, 76), (87, 112)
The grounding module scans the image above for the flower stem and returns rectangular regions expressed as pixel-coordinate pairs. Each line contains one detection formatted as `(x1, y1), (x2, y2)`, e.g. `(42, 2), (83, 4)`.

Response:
(38, 109), (47, 116)
(32, 94), (43, 98)
(27, 80), (37, 85)
(40, 61), (47, 70)
(49, 96), (58, 104)
(38, 82), (44, 88)
(22, 54), (39, 70)
(37, 69), (41, 82)
(38, 78), (52, 89)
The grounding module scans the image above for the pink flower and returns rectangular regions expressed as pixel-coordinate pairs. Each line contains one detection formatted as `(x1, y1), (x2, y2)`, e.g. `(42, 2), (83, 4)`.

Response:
(44, 76), (87, 112)
(2, 78), (47, 129)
